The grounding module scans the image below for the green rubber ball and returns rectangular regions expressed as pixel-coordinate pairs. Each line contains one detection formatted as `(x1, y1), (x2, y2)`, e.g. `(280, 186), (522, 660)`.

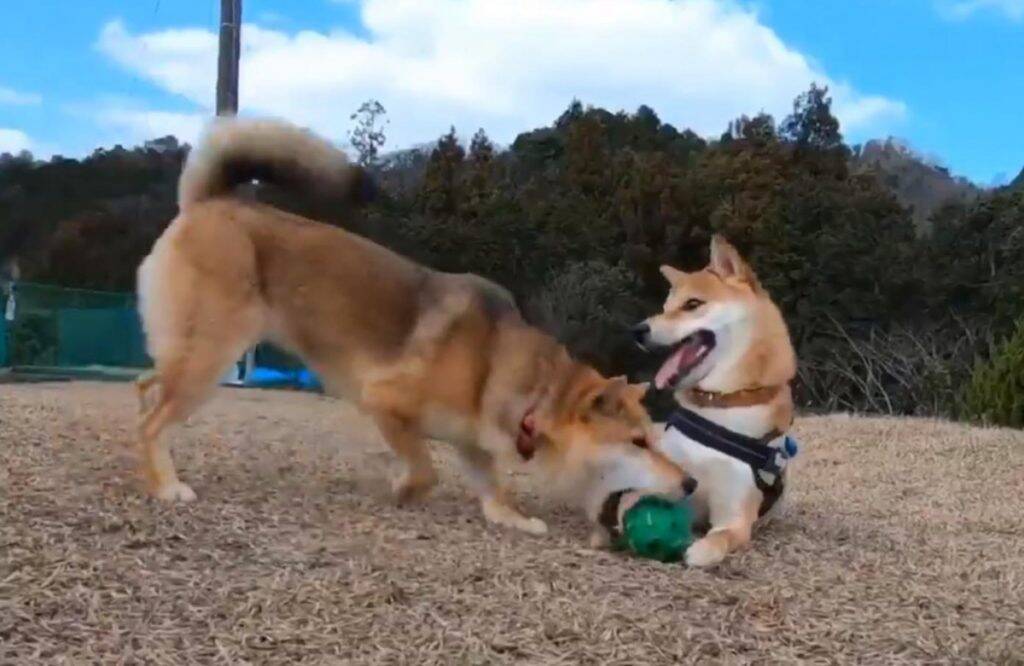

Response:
(616, 495), (694, 563)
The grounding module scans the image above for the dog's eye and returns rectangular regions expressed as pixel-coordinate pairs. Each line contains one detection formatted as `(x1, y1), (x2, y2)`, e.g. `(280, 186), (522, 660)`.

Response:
(681, 298), (704, 312)
(631, 436), (649, 449)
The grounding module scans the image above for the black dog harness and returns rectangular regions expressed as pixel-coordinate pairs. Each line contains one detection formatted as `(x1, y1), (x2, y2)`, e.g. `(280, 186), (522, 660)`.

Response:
(666, 408), (798, 517)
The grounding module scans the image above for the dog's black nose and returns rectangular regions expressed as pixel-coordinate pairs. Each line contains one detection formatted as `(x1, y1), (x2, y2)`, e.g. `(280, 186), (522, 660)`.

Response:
(682, 477), (698, 496)
(630, 322), (650, 346)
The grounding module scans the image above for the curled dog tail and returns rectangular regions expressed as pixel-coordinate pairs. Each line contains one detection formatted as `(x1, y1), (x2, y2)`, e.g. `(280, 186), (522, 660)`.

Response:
(178, 117), (372, 209)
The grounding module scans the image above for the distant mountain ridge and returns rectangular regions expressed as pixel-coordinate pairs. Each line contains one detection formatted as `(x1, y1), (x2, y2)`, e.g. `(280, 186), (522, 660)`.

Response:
(375, 134), (1003, 233)
(1009, 166), (1024, 191)
(851, 137), (982, 232)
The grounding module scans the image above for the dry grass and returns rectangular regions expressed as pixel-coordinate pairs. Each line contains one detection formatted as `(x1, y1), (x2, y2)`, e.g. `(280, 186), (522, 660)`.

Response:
(1, 382), (1022, 665)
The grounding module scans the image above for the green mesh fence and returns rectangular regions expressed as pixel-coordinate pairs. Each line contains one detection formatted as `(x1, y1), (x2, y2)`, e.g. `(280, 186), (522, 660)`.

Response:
(0, 281), (308, 385)
(1, 282), (149, 371)
(0, 316), (7, 367)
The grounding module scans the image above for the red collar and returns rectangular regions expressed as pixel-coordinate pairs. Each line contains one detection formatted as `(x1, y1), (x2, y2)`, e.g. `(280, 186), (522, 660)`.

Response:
(516, 402), (539, 460)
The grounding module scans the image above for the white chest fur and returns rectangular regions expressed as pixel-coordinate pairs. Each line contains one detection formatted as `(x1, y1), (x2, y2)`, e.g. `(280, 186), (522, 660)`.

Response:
(656, 403), (778, 522)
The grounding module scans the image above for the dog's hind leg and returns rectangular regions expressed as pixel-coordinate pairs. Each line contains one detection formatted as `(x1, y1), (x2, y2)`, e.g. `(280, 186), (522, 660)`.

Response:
(138, 336), (251, 502)
(137, 275), (261, 502)
(371, 411), (438, 505)
(138, 393), (197, 502)
(457, 445), (547, 535)
(135, 370), (159, 414)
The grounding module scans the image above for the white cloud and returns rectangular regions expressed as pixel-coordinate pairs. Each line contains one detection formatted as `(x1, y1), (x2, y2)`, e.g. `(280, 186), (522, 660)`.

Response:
(99, 107), (206, 146)
(831, 88), (907, 132)
(0, 128), (33, 154)
(0, 86), (42, 106)
(65, 97), (206, 148)
(95, 0), (906, 150)
(98, 21), (218, 107)
(939, 0), (1024, 20)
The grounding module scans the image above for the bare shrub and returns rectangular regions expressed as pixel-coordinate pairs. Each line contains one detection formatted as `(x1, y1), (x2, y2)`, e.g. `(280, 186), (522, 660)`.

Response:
(525, 260), (647, 374)
(797, 315), (990, 417)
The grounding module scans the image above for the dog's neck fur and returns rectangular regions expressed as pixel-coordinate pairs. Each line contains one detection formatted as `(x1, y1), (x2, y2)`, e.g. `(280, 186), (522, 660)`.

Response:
(677, 301), (796, 438)
(488, 321), (591, 437)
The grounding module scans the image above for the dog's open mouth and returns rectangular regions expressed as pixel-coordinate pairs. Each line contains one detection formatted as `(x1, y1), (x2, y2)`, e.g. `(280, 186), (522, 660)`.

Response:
(654, 330), (716, 390)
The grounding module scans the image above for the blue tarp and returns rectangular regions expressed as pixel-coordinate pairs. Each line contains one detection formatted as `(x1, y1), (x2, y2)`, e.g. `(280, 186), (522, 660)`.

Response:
(245, 365), (322, 391)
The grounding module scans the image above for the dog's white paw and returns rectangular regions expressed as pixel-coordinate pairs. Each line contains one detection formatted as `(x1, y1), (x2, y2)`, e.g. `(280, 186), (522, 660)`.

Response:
(685, 537), (725, 568)
(519, 517), (549, 535)
(589, 528), (612, 549)
(154, 481), (197, 503)
(482, 498), (548, 535)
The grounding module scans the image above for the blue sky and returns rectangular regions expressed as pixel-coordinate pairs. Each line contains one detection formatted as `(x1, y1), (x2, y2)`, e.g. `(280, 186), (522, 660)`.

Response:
(0, 0), (1021, 185)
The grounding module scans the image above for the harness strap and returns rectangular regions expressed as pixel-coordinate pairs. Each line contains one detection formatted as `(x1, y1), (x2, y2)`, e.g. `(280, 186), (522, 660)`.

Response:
(752, 467), (785, 517)
(666, 408), (784, 474)
(666, 407), (797, 517)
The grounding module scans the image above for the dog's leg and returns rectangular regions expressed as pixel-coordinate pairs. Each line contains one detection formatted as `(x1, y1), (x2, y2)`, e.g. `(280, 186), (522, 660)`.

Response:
(685, 488), (760, 567)
(137, 339), (249, 502)
(138, 394), (197, 502)
(372, 412), (438, 505)
(135, 370), (159, 414)
(457, 446), (547, 535)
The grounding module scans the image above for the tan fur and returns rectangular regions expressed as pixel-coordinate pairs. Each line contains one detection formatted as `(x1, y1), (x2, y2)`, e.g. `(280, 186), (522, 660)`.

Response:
(641, 235), (798, 566)
(178, 118), (354, 209)
(135, 118), (691, 534)
(682, 487), (761, 567)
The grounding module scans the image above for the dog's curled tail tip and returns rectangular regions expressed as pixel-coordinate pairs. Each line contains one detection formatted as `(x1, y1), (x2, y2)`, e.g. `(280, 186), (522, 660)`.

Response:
(177, 117), (369, 209)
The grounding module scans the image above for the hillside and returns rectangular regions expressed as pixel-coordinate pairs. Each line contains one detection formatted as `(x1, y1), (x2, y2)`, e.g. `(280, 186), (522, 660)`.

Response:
(1009, 166), (1024, 191)
(851, 137), (981, 232)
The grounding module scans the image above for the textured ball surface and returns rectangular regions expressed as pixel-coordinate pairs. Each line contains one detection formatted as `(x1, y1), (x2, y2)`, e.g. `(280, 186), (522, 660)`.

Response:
(618, 495), (694, 563)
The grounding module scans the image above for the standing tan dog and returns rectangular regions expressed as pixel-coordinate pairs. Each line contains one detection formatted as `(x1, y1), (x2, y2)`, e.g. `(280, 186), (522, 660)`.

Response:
(631, 236), (798, 566)
(135, 118), (694, 536)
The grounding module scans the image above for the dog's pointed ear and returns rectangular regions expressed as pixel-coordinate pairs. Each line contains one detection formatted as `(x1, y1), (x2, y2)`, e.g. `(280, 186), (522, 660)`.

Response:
(625, 381), (650, 402)
(709, 235), (761, 290)
(659, 265), (686, 286)
(589, 376), (629, 416)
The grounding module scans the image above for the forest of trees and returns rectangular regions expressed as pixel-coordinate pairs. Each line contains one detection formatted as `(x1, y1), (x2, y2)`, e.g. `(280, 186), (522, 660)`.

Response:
(2, 85), (1023, 420)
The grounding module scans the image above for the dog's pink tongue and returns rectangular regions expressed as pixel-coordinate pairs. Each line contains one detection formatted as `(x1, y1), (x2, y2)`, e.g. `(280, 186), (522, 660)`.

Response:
(654, 342), (702, 390)
(651, 344), (684, 387)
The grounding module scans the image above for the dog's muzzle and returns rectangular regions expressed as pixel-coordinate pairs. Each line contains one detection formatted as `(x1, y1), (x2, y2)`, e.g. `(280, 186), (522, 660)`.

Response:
(599, 478), (697, 538)
(630, 322), (651, 349)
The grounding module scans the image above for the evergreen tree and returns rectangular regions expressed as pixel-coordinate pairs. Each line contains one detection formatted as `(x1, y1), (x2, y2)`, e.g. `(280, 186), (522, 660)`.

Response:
(419, 127), (465, 216)
(348, 99), (389, 167)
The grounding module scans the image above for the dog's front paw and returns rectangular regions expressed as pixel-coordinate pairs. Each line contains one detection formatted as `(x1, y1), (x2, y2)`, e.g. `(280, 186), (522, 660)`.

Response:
(685, 536), (726, 568)
(392, 470), (438, 506)
(588, 527), (612, 549)
(482, 498), (548, 535)
(154, 481), (197, 503)
(519, 516), (549, 535)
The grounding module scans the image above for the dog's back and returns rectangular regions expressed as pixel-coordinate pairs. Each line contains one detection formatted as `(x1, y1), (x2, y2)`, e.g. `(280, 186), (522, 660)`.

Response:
(141, 119), (505, 394)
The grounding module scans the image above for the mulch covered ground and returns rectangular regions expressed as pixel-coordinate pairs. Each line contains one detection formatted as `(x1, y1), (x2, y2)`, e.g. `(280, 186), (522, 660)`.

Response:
(1, 382), (1022, 664)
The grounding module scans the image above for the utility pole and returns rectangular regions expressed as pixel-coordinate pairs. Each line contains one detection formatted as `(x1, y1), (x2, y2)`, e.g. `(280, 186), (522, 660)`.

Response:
(215, 0), (242, 116)
(214, 0), (255, 385)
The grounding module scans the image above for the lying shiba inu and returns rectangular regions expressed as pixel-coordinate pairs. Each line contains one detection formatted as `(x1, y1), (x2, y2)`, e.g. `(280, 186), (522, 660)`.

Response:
(630, 236), (798, 566)
(134, 118), (694, 536)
